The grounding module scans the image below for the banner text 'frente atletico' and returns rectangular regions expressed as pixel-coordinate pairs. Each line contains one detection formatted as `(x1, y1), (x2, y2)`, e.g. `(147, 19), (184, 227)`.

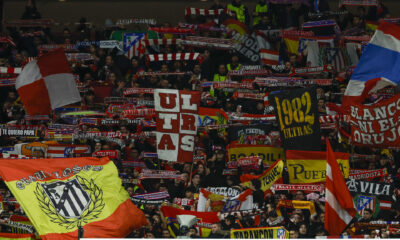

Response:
(154, 89), (201, 162)
(271, 87), (321, 151)
(350, 94), (400, 147)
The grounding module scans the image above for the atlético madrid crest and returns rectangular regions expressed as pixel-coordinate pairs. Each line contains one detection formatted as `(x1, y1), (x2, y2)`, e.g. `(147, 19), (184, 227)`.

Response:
(34, 176), (105, 229)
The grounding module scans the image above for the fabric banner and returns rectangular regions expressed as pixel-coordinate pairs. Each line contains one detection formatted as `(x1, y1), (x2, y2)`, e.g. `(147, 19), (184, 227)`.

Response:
(276, 200), (316, 216)
(228, 124), (274, 145)
(205, 187), (241, 198)
(270, 87), (321, 151)
(139, 170), (184, 180)
(197, 188), (253, 212)
(198, 107), (229, 128)
(349, 169), (386, 181)
(160, 206), (219, 238)
(350, 94), (400, 147)
(131, 198), (164, 206)
(346, 179), (394, 201)
(182, 36), (234, 49)
(0, 129), (37, 137)
(222, 19), (259, 64)
(353, 195), (391, 220)
(230, 226), (288, 239)
(273, 183), (324, 192)
(146, 53), (200, 62)
(240, 159), (284, 192)
(227, 156), (262, 171)
(185, 8), (230, 16)
(132, 191), (170, 200)
(154, 89), (201, 162)
(92, 150), (120, 159)
(0, 157), (147, 239)
(227, 143), (284, 166)
(340, 0), (378, 6)
(286, 150), (349, 183)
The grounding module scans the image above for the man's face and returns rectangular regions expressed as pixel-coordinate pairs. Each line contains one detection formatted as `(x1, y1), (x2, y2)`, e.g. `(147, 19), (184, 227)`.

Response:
(162, 230), (170, 238)
(105, 56), (113, 66)
(289, 230), (298, 239)
(364, 210), (372, 220)
(211, 224), (220, 233)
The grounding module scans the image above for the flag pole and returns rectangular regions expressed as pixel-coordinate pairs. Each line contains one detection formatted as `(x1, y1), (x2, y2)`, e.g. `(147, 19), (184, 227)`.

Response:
(78, 223), (84, 239)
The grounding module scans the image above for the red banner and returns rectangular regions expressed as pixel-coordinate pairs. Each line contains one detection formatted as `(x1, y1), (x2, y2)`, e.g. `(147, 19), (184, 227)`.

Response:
(92, 150), (120, 159)
(154, 89), (201, 162)
(350, 94), (400, 147)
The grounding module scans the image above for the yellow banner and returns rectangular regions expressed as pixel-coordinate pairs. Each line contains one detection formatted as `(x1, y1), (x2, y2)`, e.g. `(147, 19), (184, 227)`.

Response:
(242, 159), (284, 192)
(286, 158), (349, 184)
(276, 200), (316, 217)
(230, 226), (288, 239)
(228, 144), (284, 165)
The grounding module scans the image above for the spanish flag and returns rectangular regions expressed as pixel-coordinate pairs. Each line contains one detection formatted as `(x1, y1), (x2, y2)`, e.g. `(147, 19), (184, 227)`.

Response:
(284, 36), (300, 55)
(0, 233), (34, 240)
(0, 157), (147, 240)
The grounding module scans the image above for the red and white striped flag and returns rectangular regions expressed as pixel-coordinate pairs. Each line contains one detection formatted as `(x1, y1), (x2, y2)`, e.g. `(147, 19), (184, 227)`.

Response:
(260, 49), (279, 66)
(16, 49), (81, 116)
(325, 139), (356, 235)
(47, 144), (90, 158)
(146, 53), (199, 62)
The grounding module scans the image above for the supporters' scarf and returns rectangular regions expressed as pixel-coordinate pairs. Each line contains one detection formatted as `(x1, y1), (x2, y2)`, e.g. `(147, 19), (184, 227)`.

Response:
(0, 78), (16, 87)
(233, 92), (264, 101)
(82, 131), (123, 138)
(229, 113), (276, 121)
(269, 0), (308, 3)
(65, 53), (95, 62)
(73, 134), (126, 148)
(273, 183), (324, 192)
(201, 81), (254, 89)
(254, 77), (332, 87)
(116, 18), (156, 25)
(92, 150), (120, 159)
(121, 109), (156, 118)
(340, 0), (378, 6)
(0, 153), (36, 159)
(139, 170), (184, 180)
(133, 191), (170, 200)
(0, 36), (16, 46)
(140, 38), (181, 47)
(173, 198), (194, 207)
(139, 152), (158, 159)
(38, 44), (78, 52)
(0, 219), (34, 233)
(148, 27), (195, 34)
(290, 65), (330, 76)
(123, 88), (154, 95)
(276, 200), (317, 216)
(185, 8), (230, 16)
(349, 169), (386, 181)
(137, 71), (189, 77)
(341, 35), (371, 42)
(131, 198), (164, 205)
(122, 161), (146, 168)
(281, 30), (314, 38)
(178, 23), (226, 32)
(319, 114), (350, 124)
(146, 53), (200, 62)
(308, 10), (348, 19)
(227, 156), (261, 171)
(0, 67), (22, 74)
(3, 18), (54, 27)
(181, 36), (234, 49)
(227, 69), (272, 77)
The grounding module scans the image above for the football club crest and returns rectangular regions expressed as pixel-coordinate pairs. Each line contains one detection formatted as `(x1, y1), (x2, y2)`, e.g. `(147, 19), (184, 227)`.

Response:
(35, 176), (105, 229)
(354, 195), (380, 218)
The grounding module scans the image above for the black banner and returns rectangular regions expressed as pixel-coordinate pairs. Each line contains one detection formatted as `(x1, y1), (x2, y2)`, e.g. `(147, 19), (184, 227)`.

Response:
(346, 179), (394, 201)
(228, 124), (274, 144)
(270, 87), (321, 151)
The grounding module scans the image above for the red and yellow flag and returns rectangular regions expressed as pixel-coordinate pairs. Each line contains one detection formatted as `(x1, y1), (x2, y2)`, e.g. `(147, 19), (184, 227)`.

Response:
(0, 233), (34, 240)
(0, 157), (147, 240)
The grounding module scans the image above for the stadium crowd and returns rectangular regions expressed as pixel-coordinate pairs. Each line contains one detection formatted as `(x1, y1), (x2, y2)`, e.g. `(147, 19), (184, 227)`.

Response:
(0, 0), (399, 238)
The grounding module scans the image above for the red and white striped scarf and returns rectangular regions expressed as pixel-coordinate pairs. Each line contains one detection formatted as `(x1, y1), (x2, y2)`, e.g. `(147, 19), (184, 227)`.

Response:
(182, 36), (234, 50)
(146, 53), (200, 62)
(140, 38), (181, 47)
(184, 8), (231, 17)
(123, 88), (154, 96)
(122, 109), (156, 118)
(148, 27), (195, 35)
(0, 67), (22, 74)
(139, 170), (184, 180)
